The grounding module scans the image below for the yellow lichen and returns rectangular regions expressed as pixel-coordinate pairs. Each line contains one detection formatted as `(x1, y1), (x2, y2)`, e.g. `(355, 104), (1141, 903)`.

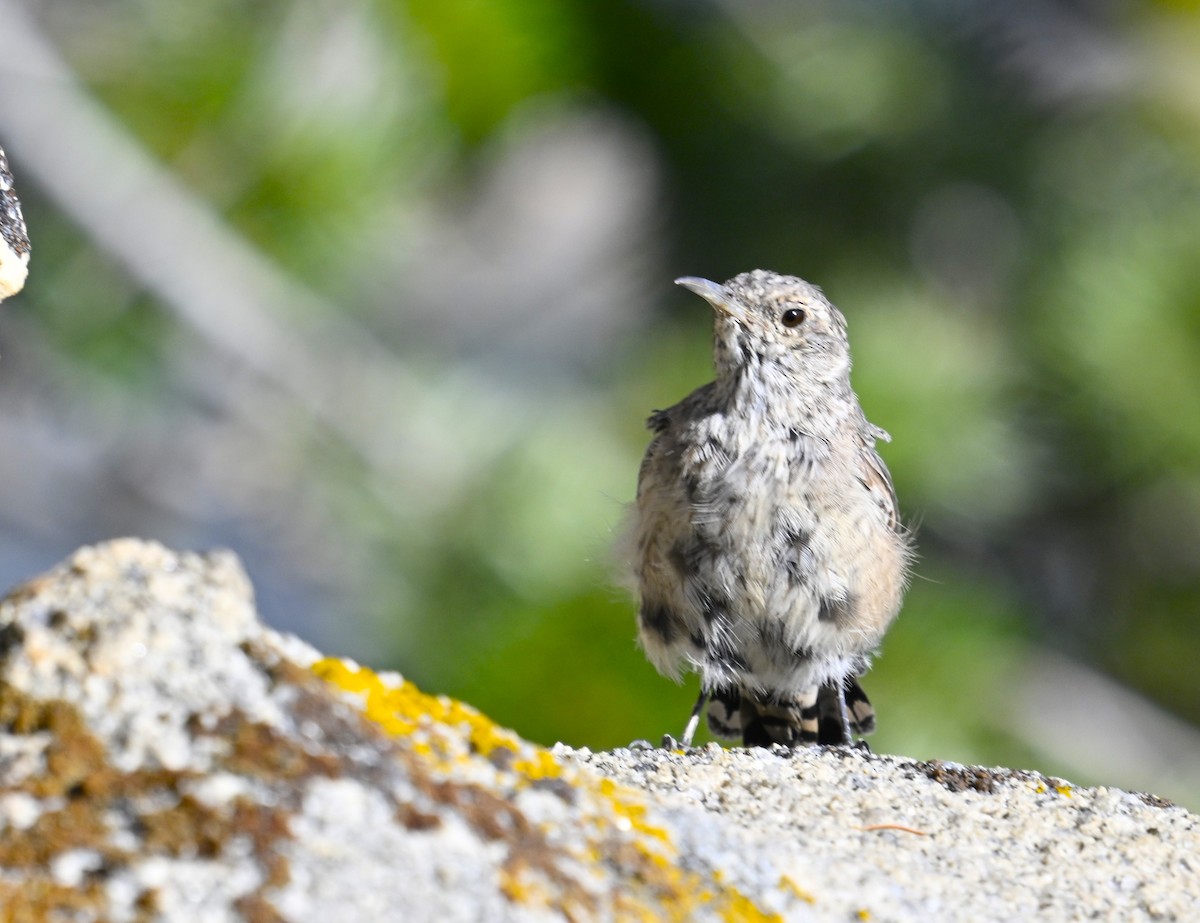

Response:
(1033, 779), (1073, 798)
(312, 657), (562, 780)
(779, 874), (816, 904)
(497, 867), (535, 904)
(311, 657), (781, 922)
(719, 891), (784, 923)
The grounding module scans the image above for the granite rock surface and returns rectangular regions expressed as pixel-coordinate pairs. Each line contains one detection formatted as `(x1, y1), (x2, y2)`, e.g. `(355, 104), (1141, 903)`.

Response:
(0, 539), (1194, 922)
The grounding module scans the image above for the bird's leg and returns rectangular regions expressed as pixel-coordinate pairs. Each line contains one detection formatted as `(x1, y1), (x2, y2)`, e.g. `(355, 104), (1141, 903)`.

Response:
(836, 680), (854, 745)
(663, 688), (709, 749)
(682, 688), (708, 746)
(832, 680), (871, 751)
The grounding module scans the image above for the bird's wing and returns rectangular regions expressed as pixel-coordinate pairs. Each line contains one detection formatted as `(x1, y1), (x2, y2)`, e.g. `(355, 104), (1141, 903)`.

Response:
(858, 430), (901, 534)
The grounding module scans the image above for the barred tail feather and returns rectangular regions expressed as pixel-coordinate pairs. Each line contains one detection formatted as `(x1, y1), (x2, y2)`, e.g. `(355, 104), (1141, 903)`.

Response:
(816, 678), (875, 744)
(705, 678), (876, 747)
(705, 687), (743, 740)
(839, 677), (876, 735)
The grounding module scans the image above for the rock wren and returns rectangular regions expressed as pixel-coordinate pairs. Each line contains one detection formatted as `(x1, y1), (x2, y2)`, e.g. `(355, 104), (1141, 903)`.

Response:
(624, 270), (912, 747)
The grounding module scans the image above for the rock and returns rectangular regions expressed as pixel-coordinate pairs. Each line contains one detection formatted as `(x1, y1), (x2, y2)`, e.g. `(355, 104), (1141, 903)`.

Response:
(0, 540), (765, 922)
(0, 539), (1196, 922)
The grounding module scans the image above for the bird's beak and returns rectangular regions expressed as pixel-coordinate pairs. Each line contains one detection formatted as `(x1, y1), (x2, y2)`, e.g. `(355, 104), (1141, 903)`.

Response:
(675, 276), (742, 320)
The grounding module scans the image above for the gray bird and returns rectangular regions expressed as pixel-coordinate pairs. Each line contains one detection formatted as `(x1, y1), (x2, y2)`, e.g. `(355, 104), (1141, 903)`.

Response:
(624, 269), (912, 747)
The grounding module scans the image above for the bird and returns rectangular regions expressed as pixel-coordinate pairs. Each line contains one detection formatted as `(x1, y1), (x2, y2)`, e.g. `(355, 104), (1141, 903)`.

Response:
(0, 145), (30, 303)
(623, 269), (912, 748)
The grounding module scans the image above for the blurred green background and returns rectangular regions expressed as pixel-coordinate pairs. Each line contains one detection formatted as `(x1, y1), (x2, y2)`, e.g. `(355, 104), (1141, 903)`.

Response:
(1, 0), (1199, 807)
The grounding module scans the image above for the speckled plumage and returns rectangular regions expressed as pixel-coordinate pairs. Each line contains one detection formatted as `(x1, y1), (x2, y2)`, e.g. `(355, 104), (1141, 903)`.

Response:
(0, 144), (30, 302)
(625, 270), (912, 747)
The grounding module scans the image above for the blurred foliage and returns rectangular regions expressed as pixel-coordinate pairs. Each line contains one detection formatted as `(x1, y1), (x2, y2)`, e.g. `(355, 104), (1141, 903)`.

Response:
(3, 0), (1200, 806)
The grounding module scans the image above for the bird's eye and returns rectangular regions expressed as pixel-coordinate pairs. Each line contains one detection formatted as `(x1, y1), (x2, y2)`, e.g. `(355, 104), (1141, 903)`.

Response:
(781, 307), (806, 328)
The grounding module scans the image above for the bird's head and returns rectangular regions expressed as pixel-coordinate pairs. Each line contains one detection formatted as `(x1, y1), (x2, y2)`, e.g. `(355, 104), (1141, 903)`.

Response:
(675, 269), (853, 385)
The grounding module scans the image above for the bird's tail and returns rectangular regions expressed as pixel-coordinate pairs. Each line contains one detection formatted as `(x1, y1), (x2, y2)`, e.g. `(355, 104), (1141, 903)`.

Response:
(706, 679), (875, 747)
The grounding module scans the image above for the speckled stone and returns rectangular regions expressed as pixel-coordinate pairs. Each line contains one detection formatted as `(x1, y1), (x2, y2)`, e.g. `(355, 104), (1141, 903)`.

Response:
(565, 744), (1200, 921)
(0, 540), (771, 922)
(0, 539), (1195, 922)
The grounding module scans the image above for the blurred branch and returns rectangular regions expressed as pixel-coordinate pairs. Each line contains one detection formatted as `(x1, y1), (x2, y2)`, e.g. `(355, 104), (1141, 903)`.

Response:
(0, 0), (533, 519)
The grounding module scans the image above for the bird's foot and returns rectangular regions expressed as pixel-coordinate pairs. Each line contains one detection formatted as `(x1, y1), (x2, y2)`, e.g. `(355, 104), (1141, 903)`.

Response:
(823, 738), (871, 754)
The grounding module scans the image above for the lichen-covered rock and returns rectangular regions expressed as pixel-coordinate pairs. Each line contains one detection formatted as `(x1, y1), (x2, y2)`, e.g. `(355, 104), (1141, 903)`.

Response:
(569, 747), (1200, 921)
(0, 539), (1197, 922)
(0, 539), (772, 922)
